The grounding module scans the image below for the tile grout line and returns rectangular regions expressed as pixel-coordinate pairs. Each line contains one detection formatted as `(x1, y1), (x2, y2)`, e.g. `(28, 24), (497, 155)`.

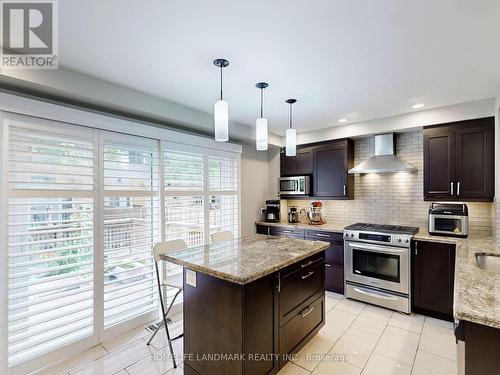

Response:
(315, 298), (367, 373)
(358, 310), (393, 374)
(410, 317), (425, 375)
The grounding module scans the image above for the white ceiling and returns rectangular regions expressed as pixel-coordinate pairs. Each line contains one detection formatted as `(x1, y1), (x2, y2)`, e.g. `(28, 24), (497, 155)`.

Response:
(59, 0), (500, 135)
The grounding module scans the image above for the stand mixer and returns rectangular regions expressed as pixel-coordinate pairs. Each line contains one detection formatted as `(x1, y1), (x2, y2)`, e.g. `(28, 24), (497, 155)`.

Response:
(301, 201), (326, 225)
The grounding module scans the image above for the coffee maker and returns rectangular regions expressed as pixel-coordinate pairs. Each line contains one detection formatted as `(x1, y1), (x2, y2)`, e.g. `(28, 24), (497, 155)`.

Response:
(265, 200), (280, 223)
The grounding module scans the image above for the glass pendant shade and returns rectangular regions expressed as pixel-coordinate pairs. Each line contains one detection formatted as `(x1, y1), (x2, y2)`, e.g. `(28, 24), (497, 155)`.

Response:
(285, 128), (296, 156)
(255, 117), (268, 151)
(214, 99), (229, 142)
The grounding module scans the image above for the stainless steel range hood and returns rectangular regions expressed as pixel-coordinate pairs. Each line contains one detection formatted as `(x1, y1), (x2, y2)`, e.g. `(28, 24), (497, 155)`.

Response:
(348, 133), (416, 174)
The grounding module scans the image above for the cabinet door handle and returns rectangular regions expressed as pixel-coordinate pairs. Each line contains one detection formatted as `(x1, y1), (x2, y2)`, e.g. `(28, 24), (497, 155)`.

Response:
(301, 260), (314, 268)
(343, 185), (346, 195)
(276, 273), (281, 292)
(325, 263), (332, 267)
(450, 182), (454, 195)
(415, 242), (418, 256)
(457, 182), (460, 196)
(300, 306), (315, 318)
(301, 271), (314, 280)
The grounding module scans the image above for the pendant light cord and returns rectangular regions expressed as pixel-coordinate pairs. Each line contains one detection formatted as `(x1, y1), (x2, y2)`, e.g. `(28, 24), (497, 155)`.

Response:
(220, 66), (223, 100)
(289, 103), (293, 129)
(260, 88), (264, 118)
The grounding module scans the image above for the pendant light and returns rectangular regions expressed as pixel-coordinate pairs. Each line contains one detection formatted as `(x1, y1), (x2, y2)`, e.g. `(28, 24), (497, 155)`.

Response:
(213, 58), (229, 142)
(285, 99), (297, 156)
(255, 82), (269, 151)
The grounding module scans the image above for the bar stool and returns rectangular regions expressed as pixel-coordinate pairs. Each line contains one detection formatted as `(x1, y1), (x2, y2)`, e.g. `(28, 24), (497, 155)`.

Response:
(147, 239), (186, 368)
(210, 231), (234, 243)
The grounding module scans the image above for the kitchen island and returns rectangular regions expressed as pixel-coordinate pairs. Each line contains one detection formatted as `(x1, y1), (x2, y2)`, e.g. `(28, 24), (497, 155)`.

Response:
(160, 234), (330, 375)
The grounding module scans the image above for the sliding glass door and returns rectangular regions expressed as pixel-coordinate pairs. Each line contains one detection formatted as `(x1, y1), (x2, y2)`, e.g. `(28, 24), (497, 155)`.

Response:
(2, 113), (241, 373)
(6, 115), (98, 369)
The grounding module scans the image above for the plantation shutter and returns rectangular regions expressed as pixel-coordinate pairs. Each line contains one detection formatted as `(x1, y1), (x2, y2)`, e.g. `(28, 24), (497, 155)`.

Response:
(101, 133), (160, 328)
(208, 155), (240, 238)
(6, 117), (96, 366)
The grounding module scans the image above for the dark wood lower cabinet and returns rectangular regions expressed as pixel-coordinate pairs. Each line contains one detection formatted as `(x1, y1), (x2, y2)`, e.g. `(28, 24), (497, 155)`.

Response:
(305, 230), (344, 294)
(257, 224), (345, 295)
(462, 321), (500, 375)
(412, 240), (456, 321)
(183, 251), (326, 375)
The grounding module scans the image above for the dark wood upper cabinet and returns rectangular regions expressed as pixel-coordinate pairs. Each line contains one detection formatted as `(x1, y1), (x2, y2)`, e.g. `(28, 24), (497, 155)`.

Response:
(412, 240), (456, 321)
(423, 126), (455, 198)
(280, 151), (297, 176)
(296, 147), (314, 175)
(280, 147), (313, 176)
(423, 117), (494, 202)
(313, 140), (354, 199)
(455, 120), (494, 199)
(280, 139), (354, 199)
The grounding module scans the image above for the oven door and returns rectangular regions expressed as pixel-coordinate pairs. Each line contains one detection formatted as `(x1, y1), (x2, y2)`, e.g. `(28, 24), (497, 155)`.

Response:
(345, 241), (409, 294)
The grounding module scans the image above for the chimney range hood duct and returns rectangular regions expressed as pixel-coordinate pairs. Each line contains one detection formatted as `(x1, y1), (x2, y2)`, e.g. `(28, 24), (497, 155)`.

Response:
(348, 133), (416, 174)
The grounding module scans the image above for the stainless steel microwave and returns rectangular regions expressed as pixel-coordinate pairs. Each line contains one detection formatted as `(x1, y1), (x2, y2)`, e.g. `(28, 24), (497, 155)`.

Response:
(278, 176), (310, 196)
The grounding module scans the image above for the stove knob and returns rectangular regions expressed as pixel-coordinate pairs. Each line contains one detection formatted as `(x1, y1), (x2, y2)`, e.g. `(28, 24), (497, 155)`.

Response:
(398, 238), (402, 243)
(405, 239), (410, 243)
(345, 233), (348, 238)
(350, 233), (354, 238)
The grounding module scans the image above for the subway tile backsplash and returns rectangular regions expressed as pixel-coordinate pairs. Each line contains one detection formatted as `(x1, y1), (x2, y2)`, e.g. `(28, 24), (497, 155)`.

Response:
(288, 131), (493, 236)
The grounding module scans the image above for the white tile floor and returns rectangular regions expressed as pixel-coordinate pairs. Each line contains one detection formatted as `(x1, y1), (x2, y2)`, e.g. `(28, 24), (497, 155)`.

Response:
(33, 292), (458, 375)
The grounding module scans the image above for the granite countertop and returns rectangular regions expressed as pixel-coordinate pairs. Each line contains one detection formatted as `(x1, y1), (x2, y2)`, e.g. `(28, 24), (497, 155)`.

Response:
(255, 220), (346, 233)
(159, 234), (330, 285)
(415, 230), (500, 329)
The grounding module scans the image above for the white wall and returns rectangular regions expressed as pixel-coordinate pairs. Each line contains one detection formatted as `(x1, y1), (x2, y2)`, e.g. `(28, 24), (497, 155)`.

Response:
(240, 145), (272, 235)
(496, 89), (500, 197)
(296, 98), (495, 145)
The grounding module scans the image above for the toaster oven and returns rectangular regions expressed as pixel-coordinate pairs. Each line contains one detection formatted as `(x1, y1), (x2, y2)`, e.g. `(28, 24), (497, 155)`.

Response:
(428, 203), (468, 238)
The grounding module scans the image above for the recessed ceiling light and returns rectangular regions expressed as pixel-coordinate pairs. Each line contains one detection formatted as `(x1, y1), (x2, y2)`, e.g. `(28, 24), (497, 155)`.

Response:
(339, 118), (348, 123)
(412, 103), (425, 109)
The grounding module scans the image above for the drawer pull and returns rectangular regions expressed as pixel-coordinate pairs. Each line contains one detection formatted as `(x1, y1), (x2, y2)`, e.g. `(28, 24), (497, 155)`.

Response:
(300, 306), (315, 318)
(315, 233), (331, 238)
(301, 271), (314, 280)
(325, 263), (332, 267)
(301, 260), (314, 268)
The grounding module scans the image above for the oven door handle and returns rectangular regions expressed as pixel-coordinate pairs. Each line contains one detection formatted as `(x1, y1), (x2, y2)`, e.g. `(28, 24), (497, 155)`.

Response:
(349, 242), (405, 255)
(353, 287), (399, 301)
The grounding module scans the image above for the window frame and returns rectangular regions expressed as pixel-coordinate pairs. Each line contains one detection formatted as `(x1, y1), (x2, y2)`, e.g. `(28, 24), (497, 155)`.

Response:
(0, 92), (242, 375)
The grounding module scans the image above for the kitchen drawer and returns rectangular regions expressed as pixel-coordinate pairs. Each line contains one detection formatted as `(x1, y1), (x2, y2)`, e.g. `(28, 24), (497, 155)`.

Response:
(305, 230), (343, 242)
(280, 260), (325, 324)
(270, 226), (305, 239)
(280, 295), (325, 357)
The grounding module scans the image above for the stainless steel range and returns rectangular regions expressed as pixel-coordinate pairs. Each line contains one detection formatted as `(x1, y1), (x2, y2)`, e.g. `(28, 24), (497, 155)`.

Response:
(343, 223), (419, 314)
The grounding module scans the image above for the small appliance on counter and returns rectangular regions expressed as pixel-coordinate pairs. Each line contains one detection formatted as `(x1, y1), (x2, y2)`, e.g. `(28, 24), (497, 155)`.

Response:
(264, 200), (280, 223)
(428, 202), (468, 238)
(302, 201), (326, 225)
(288, 207), (299, 223)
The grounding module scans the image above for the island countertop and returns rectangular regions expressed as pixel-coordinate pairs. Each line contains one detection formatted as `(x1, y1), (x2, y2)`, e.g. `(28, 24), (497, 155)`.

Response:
(160, 234), (330, 285)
